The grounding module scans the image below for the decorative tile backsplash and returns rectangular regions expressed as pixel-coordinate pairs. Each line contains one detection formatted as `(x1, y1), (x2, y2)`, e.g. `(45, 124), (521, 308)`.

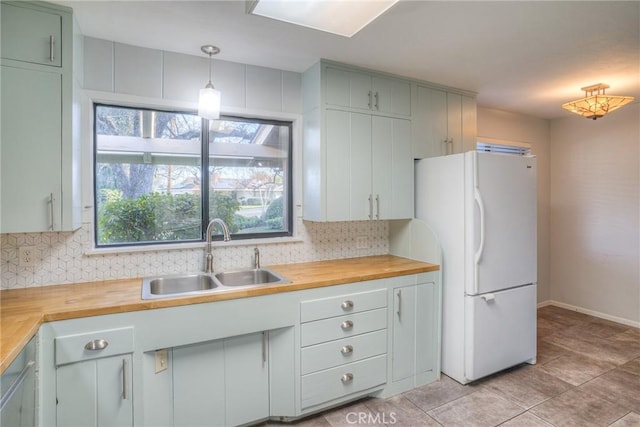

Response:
(1, 220), (388, 289)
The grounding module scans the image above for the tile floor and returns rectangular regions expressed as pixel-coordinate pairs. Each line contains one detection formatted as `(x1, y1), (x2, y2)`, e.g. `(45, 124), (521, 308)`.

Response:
(264, 306), (640, 426)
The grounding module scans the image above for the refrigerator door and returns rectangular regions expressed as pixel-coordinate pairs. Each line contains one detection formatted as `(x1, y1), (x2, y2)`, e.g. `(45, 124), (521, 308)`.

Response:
(464, 284), (537, 382)
(465, 152), (537, 295)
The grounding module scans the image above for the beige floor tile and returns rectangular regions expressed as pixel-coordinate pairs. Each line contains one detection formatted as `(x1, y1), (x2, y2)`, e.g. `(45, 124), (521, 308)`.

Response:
(479, 364), (573, 409)
(537, 306), (591, 327)
(261, 415), (331, 426)
(404, 374), (475, 412)
(427, 389), (525, 427)
(499, 412), (554, 426)
(580, 369), (640, 412)
(536, 340), (568, 365)
(537, 317), (564, 338)
(365, 395), (440, 426)
(530, 388), (628, 427)
(620, 358), (640, 376)
(542, 329), (640, 365)
(609, 412), (640, 427)
(537, 351), (616, 386)
(322, 401), (385, 427)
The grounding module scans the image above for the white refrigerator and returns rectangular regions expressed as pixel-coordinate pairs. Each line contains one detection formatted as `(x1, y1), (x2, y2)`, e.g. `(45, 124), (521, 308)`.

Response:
(415, 151), (537, 384)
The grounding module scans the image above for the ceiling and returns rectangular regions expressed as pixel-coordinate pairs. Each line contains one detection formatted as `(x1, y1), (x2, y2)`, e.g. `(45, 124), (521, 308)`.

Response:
(58, 0), (640, 120)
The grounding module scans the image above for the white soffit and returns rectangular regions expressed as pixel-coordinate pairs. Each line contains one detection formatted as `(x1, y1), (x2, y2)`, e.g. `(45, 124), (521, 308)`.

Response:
(248, 0), (399, 37)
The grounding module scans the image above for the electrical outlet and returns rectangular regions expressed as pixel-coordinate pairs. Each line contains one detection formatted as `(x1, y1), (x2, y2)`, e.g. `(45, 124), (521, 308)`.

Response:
(155, 349), (169, 373)
(356, 236), (369, 249)
(18, 246), (36, 267)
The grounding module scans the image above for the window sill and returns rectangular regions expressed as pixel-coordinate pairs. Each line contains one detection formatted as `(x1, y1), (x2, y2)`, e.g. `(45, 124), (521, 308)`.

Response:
(84, 235), (304, 256)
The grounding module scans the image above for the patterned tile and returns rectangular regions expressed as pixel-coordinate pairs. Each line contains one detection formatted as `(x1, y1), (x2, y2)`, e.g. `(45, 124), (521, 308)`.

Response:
(579, 368), (640, 412)
(500, 411), (554, 426)
(364, 394), (440, 426)
(537, 351), (616, 386)
(0, 221), (388, 288)
(609, 412), (640, 427)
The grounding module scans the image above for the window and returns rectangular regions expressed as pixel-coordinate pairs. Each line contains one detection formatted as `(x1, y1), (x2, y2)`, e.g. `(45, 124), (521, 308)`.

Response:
(94, 104), (293, 247)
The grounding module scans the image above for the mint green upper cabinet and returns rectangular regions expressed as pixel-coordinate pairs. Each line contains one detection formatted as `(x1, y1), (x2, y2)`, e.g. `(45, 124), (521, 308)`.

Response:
(325, 66), (411, 116)
(1, 65), (62, 232)
(0, 1), (80, 233)
(413, 86), (477, 159)
(1, 2), (62, 67)
(303, 61), (413, 222)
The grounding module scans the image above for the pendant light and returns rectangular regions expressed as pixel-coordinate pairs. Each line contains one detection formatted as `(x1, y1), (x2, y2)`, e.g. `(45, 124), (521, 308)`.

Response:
(198, 45), (222, 120)
(562, 83), (634, 120)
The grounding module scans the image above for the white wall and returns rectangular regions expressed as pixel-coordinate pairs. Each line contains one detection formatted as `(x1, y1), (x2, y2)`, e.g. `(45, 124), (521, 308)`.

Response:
(477, 107), (551, 302)
(549, 103), (640, 324)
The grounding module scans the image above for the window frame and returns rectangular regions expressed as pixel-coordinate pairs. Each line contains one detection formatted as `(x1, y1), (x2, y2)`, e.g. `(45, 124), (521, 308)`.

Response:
(92, 102), (295, 249)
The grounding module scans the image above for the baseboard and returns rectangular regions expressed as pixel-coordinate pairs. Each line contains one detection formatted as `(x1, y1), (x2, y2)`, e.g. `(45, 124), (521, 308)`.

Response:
(537, 300), (640, 328)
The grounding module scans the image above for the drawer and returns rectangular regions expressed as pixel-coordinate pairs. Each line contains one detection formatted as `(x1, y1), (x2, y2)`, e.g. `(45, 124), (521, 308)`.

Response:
(301, 354), (387, 409)
(301, 288), (387, 323)
(55, 327), (134, 366)
(301, 329), (386, 375)
(301, 308), (386, 347)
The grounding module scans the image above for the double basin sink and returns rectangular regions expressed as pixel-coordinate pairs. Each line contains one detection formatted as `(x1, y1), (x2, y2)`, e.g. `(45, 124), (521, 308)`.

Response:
(141, 268), (290, 300)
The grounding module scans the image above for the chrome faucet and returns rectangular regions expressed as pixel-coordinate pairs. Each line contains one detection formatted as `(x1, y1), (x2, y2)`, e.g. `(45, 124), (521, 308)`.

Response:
(204, 218), (231, 273)
(254, 247), (260, 269)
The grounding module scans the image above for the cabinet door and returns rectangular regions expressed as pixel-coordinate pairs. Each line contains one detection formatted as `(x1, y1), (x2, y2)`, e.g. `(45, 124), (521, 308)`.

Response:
(447, 92), (463, 154)
(415, 282), (436, 376)
(1, 64), (62, 233)
(372, 117), (412, 220)
(372, 77), (411, 116)
(391, 282), (436, 383)
(56, 355), (133, 427)
(224, 332), (269, 426)
(391, 285), (417, 382)
(326, 110), (372, 221)
(1, 3), (62, 67)
(413, 86), (448, 159)
(173, 340), (225, 427)
(325, 67), (371, 111)
(461, 95), (478, 153)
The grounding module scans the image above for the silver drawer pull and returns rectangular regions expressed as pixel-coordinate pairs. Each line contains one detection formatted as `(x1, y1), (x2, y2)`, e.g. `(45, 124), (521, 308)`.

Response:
(341, 373), (354, 383)
(341, 300), (354, 310)
(341, 345), (353, 355)
(341, 320), (353, 330)
(84, 339), (109, 351)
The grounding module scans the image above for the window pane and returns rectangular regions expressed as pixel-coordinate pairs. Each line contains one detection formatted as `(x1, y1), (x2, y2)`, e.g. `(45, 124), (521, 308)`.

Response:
(208, 119), (291, 237)
(95, 105), (202, 246)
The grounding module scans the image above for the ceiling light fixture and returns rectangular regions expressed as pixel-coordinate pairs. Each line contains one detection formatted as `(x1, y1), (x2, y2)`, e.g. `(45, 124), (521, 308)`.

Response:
(562, 83), (634, 120)
(198, 45), (222, 120)
(247, 0), (399, 37)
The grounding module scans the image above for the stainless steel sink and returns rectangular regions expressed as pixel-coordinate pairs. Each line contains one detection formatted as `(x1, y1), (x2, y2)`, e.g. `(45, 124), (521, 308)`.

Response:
(141, 268), (289, 299)
(213, 268), (289, 287)
(142, 274), (218, 299)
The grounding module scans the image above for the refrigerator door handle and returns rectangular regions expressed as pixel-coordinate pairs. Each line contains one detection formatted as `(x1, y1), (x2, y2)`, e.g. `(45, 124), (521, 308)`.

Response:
(474, 187), (486, 264)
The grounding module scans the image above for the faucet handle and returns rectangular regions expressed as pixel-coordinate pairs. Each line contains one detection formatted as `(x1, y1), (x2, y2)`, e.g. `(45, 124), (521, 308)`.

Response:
(254, 247), (260, 269)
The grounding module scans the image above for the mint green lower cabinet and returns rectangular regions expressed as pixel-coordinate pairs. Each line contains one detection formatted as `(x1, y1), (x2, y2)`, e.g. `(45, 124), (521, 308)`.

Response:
(172, 331), (269, 426)
(383, 278), (439, 397)
(56, 354), (133, 427)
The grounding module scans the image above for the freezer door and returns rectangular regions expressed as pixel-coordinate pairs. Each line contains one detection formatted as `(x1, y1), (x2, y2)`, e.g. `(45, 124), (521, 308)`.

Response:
(464, 284), (536, 383)
(465, 152), (537, 295)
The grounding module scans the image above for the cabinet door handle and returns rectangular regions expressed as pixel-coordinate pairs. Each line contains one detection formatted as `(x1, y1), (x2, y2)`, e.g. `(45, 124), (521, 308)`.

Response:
(341, 320), (353, 330)
(49, 193), (55, 231)
(121, 358), (127, 400)
(49, 35), (55, 62)
(341, 345), (353, 355)
(368, 194), (373, 220)
(341, 300), (354, 310)
(341, 373), (354, 383)
(374, 92), (379, 110)
(368, 91), (373, 109)
(262, 331), (268, 364)
(397, 289), (402, 317)
(84, 339), (109, 351)
(375, 194), (380, 220)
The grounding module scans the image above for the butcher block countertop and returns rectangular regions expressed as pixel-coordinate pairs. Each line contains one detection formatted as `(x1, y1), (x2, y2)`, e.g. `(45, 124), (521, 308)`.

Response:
(0, 255), (438, 373)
